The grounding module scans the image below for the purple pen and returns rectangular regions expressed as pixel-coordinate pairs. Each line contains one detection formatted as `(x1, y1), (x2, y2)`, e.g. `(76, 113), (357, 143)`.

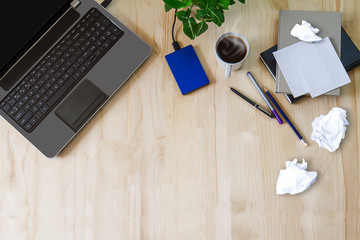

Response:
(247, 72), (283, 124)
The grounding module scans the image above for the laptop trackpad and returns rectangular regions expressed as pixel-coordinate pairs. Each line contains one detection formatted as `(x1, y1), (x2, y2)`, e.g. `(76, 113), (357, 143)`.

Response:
(55, 80), (108, 132)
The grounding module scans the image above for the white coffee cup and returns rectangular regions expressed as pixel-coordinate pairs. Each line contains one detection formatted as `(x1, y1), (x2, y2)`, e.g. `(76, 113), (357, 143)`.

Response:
(215, 32), (249, 78)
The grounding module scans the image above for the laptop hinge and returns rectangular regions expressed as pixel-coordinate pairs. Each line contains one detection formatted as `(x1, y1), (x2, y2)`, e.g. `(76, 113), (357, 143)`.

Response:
(71, 0), (81, 9)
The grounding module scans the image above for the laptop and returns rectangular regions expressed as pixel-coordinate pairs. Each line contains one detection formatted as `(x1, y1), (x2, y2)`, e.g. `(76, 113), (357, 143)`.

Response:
(0, 0), (151, 157)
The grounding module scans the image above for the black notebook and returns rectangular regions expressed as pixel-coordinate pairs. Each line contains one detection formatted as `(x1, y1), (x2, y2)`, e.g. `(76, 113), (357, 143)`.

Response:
(260, 26), (360, 103)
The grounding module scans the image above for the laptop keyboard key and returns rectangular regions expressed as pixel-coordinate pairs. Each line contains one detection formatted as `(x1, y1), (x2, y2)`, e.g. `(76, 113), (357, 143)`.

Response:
(9, 106), (19, 116)
(109, 34), (117, 41)
(9, 98), (17, 106)
(73, 71), (82, 80)
(24, 123), (32, 131)
(31, 105), (39, 113)
(17, 100), (24, 107)
(23, 104), (31, 111)
(99, 16), (111, 27)
(2, 104), (11, 112)
(19, 111), (33, 126)
(109, 25), (122, 36)
(29, 117), (38, 125)
(47, 89), (55, 96)
(14, 109), (26, 121)
(28, 98), (36, 105)
(14, 93), (21, 101)
(40, 104), (50, 114)
(42, 95), (49, 102)
(35, 112), (43, 120)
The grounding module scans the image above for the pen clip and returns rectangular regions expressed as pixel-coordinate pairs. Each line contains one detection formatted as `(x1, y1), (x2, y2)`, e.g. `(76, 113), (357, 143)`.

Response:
(256, 104), (274, 118)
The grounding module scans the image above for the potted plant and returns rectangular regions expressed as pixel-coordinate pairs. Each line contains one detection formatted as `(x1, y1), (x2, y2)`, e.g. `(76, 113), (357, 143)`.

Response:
(163, 0), (246, 39)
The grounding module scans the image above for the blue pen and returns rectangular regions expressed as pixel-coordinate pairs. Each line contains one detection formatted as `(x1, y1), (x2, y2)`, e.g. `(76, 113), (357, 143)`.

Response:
(264, 87), (308, 147)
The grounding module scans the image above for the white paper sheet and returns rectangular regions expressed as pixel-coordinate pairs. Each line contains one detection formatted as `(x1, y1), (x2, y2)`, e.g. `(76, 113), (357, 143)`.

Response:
(273, 37), (351, 97)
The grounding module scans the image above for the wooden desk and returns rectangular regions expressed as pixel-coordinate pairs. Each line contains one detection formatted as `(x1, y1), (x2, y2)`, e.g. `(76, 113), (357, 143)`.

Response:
(1, 0), (359, 239)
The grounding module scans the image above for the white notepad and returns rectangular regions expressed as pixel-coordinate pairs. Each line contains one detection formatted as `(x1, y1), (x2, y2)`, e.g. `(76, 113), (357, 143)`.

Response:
(273, 37), (351, 97)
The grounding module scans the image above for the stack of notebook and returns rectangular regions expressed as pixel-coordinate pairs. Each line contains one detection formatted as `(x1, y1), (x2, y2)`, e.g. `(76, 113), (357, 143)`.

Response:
(260, 10), (360, 103)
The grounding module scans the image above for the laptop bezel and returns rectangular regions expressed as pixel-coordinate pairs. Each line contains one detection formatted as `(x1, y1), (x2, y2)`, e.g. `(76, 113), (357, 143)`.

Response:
(0, 0), (74, 80)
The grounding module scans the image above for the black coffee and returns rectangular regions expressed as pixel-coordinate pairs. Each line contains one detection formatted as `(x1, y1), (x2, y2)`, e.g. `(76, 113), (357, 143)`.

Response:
(216, 36), (247, 63)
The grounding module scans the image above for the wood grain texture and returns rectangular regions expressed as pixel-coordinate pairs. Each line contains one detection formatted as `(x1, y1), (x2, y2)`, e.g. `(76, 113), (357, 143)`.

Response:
(0, 0), (359, 239)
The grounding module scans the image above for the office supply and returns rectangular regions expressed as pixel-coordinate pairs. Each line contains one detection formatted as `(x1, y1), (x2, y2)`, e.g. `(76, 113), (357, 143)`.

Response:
(273, 37), (351, 98)
(264, 87), (307, 146)
(246, 72), (283, 124)
(311, 107), (349, 152)
(340, 27), (360, 71)
(0, 0), (151, 157)
(259, 27), (360, 103)
(259, 45), (303, 104)
(276, 159), (317, 195)
(261, 28), (360, 75)
(276, 10), (341, 95)
(229, 87), (273, 119)
(165, 45), (209, 94)
(260, 45), (278, 80)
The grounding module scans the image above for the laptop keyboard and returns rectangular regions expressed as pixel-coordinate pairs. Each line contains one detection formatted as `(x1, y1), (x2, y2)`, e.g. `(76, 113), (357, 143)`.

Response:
(0, 8), (124, 132)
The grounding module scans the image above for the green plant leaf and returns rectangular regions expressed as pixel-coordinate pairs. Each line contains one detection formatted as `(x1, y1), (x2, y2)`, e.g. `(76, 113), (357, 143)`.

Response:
(182, 17), (198, 39)
(163, 0), (192, 9)
(163, 0), (245, 39)
(217, 0), (230, 9)
(196, 0), (207, 4)
(195, 13), (202, 21)
(176, 9), (191, 21)
(196, 9), (210, 18)
(196, 21), (208, 37)
(206, 0), (216, 7)
(164, 3), (172, 12)
(208, 7), (224, 26)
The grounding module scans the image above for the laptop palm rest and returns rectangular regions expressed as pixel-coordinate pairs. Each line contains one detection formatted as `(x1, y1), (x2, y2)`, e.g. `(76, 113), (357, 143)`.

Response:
(55, 79), (108, 132)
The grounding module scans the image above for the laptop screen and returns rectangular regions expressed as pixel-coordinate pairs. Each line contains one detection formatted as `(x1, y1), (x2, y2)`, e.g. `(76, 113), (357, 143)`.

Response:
(0, 0), (71, 78)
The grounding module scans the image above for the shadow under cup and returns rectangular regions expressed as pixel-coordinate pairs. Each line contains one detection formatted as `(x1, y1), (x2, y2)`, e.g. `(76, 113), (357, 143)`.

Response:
(215, 33), (249, 77)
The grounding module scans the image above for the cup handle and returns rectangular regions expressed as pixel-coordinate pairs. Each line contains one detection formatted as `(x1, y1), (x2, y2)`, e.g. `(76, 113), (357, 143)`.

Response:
(225, 65), (232, 78)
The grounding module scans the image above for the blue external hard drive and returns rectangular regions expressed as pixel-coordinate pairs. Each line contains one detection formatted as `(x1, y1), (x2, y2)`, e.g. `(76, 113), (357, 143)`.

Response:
(165, 45), (209, 95)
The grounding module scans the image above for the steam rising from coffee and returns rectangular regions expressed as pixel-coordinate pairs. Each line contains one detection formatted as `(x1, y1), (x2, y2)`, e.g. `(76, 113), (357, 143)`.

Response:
(216, 36), (247, 63)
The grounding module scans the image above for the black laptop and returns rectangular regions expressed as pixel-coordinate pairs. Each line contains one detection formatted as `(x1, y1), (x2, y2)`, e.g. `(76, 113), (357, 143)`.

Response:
(0, 0), (151, 157)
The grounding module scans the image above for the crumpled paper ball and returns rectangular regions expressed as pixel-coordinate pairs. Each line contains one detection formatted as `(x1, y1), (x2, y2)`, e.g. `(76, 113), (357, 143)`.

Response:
(290, 20), (322, 42)
(311, 107), (349, 152)
(276, 159), (317, 195)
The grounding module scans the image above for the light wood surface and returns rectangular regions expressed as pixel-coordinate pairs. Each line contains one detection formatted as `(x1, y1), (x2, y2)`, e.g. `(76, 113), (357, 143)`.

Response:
(1, 0), (359, 239)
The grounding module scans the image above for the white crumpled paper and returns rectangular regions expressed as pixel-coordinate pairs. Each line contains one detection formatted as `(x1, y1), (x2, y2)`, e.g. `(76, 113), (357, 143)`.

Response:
(311, 107), (349, 152)
(276, 159), (317, 195)
(290, 20), (322, 42)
